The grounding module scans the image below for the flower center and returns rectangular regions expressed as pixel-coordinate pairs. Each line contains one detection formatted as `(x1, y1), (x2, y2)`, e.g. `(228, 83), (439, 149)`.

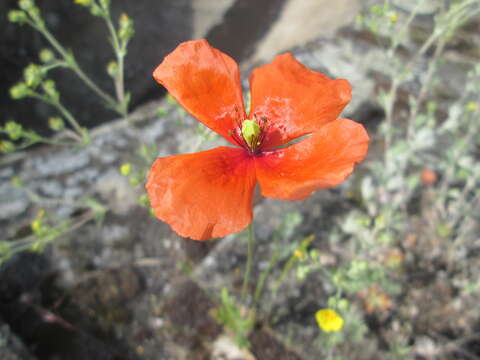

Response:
(241, 119), (260, 148)
(230, 115), (269, 155)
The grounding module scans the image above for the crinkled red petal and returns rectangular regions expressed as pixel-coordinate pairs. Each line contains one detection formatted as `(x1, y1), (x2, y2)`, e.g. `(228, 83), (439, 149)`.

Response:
(249, 53), (352, 149)
(255, 119), (369, 200)
(146, 147), (256, 240)
(153, 39), (245, 145)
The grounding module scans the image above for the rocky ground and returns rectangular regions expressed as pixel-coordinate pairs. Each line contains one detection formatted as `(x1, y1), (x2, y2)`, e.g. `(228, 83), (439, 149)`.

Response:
(1, 3), (480, 359)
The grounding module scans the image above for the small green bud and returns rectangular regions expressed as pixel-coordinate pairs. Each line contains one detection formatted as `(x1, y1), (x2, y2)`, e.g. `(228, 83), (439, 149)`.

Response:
(39, 48), (55, 63)
(138, 194), (149, 207)
(241, 119), (260, 148)
(19, 0), (34, 11)
(90, 5), (102, 16)
(24, 63), (43, 88)
(48, 116), (65, 131)
(73, 0), (92, 6)
(42, 80), (59, 101)
(107, 60), (118, 77)
(118, 13), (134, 42)
(8, 10), (27, 23)
(5, 121), (23, 140)
(129, 176), (140, 186)
(10, 82), (29, 99)
(0, 141), (15, 153)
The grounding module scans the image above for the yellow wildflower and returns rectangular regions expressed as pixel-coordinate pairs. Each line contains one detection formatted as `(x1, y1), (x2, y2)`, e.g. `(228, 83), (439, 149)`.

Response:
(74, 0), (91, 6)
(120, 163), (131, 176)
(466, 102), (478, 111)
(31, 219), (42, 233)
(293, 249), (304, 259)
(315, 308), (344, 333)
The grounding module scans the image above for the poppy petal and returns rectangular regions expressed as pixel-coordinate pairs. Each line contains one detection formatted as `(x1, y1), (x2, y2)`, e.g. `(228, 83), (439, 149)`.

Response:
(153, 39), (245, 144)
(249, 53), (351, 148)
(255, 119), (369, 200)
(146, 147), (256, 240)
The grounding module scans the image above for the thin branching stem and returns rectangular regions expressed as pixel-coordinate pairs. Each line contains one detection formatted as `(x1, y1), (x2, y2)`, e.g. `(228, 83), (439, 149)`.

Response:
(104, 14), (126, 111)
(29, 92), (84, 141)
(32, 21), (118, 112)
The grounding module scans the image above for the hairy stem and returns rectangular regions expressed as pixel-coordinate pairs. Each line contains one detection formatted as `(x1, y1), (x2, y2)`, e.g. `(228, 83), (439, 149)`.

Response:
(241, 222), (255, 302)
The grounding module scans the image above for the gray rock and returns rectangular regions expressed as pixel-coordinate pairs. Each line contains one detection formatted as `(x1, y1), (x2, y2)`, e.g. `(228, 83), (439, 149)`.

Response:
(95, 170), (139, 215)
(28, 150), (90, 178)
(0, 167), (14, 180)
(0, 323), (36, 360)
(0, 184), (29, 221)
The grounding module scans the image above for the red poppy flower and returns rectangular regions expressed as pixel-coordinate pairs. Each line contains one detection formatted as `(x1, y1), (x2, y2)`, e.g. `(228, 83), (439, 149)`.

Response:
(146, 39), (369, 241)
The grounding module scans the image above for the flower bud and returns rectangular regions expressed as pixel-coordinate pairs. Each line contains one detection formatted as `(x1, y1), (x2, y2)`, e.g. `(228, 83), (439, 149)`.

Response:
(119, 163), (132, 176)
(74, 0), (92, 6)
(10, 82), (29, 99)
(8, 10), (27, 23)
(24, 63), (43, 88)
(0, 141), (15, 153)
(39, 48), (55, 63)
(42, 80), (59, 101)
(107, 61), (118, 77)
(118, 13), (134, 42)
(19, 0), (34, 11)
(5, 121), (23, 140)
(48, 117), (65, 131)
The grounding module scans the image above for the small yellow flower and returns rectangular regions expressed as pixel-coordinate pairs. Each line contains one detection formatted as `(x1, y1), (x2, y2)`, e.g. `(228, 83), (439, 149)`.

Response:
(74, 0), (92, 6)
(387, 11), (398, 23)
(120, 163), (131, 176)
(293, 249), (303, 258)
(31, 219), (42, 233)
(466, 102), (478, 111)
(315, 308), (344, 333)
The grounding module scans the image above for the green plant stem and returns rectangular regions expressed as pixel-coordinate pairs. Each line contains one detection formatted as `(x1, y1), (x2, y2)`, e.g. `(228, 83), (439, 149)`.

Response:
(390, 0), (426, 51)
(30, 93), (85, 142)
(32, 22), (118, 112)
(241, 222), (255, 301)
(1, 210), (95, 263)
(254, 249), (279, 305)
(418, 1), (480, 56)
(55, 102), (84, 137)
(104, 14), (127, 114)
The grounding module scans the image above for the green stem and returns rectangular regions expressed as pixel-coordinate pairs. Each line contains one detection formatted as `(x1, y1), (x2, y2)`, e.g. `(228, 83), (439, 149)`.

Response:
(105, 16), (125, 99)
(254, 249), (279, 305)
(33, 22), (118, 112)
(30, 92), (87, 143)
(241, 222), (255, 301)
